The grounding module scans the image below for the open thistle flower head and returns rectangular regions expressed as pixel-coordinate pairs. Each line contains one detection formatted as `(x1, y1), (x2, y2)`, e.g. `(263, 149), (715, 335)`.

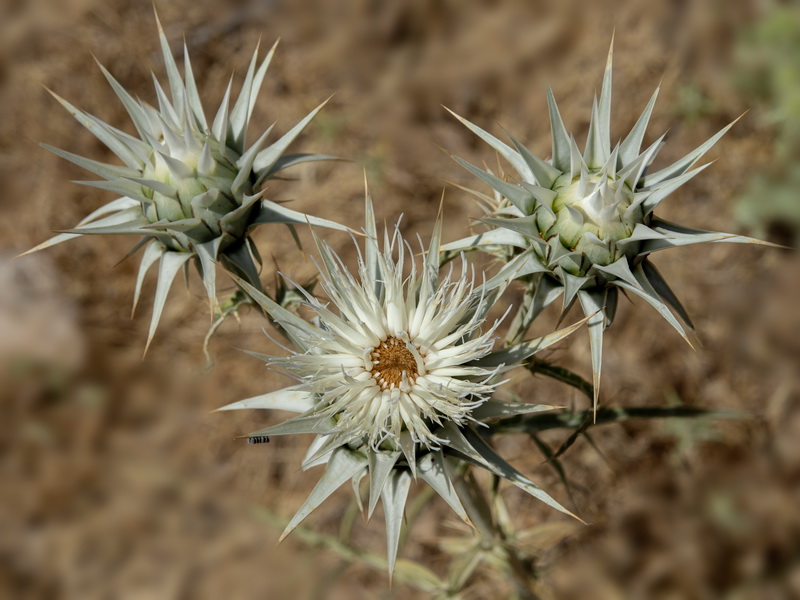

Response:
(217, 189), (585, 574)
(267, 227), (499, 452)
(24, 13), (347, 350)
(444, 39), (771, 409)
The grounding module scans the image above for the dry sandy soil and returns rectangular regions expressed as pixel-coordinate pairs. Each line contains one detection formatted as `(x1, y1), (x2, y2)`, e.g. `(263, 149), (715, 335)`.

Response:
(1, 0), (799, 598)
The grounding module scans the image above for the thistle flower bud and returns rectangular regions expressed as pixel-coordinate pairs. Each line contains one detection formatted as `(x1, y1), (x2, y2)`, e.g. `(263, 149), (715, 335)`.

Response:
(541, 171), (642, 271)
(445, 40), (771, 412)
(24, 14), (347, 350)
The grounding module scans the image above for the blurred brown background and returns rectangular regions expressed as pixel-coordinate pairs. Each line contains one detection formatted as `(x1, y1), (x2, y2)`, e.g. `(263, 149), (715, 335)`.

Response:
(1, 0), (799, 598)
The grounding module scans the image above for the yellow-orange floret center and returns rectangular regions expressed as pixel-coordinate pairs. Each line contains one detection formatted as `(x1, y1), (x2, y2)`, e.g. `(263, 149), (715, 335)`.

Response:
(370, 336), (419, 389)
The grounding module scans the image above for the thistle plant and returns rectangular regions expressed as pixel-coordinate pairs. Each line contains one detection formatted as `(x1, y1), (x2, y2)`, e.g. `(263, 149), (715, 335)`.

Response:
(217, 189), (586, 574)
(444, 43), (771, 410)
(24, 16), (346, 350)
(19, 14), (777, 595)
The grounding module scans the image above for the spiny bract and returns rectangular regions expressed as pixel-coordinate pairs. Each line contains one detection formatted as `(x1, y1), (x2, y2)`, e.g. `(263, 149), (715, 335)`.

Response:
(24, 14), (347, 351)
(444, 41), (770, 411)
(217, 186), (586, 575)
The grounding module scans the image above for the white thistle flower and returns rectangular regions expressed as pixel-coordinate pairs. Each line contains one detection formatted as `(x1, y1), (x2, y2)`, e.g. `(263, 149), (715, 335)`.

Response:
(267, 226), (502, 450)
(23, 13), (347, 351)
(444, 40), (773, 411)
(218, 188), (586, 574)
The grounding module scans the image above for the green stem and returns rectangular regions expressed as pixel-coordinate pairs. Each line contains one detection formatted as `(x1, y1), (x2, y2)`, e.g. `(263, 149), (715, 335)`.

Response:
(526, 358), (594, 400)
(488, 405), (747, 436)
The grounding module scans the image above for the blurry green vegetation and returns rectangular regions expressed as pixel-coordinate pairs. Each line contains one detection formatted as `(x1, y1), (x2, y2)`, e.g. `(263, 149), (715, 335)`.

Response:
(673, 82), (718, 125)
(734, 4), (800, 246)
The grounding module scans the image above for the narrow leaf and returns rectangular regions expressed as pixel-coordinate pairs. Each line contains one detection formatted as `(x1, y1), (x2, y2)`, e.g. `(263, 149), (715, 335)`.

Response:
(264, 153), (342, 178)
(444, 107), (532, 180)
(253, 98), (331, 180)
(475, 314), (589, 368)
(614, 264), (692, 346)
(578, 290), (605, 418)
(547, 89), (572, 171)
(381, 469), (413, 578)
(281, 448), (367, 541)
(194, 237), (223, 305)
(144, 250), (192, 355)
(598, 37), (614, 156)
(43, 144), (139, 181)
(368, 450), (401, 519)
(439, 228), (528, 253)
(644, 116), (741, 187)
(154, 10), (185, 112)
(471, 400), (558, 420)
(252, 199), (351, 232)
(132, 240), (165, 317)
(215, 387), (314, 413)
(619, 87), (659, 165)
(461, 427), (580, 520)
(505, 130), (561, 188)
(417, 451), (470, 524)
(450, 155), (535, 214)
(641, 259), (694, 329)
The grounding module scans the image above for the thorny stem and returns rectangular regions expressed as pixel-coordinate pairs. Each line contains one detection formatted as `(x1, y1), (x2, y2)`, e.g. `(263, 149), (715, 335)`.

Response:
(488, 405), (746, 435)
(526, 357), (594, 400)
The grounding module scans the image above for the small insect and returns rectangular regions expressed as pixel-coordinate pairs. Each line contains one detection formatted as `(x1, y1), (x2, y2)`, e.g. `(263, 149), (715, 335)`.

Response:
(247, 435), (270, 445)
